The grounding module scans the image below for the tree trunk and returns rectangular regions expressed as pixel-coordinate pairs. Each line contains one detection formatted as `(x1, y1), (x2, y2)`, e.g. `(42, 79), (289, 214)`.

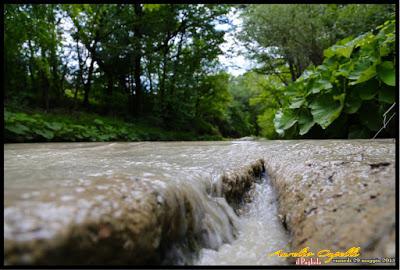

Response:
(133, 4), (143, 115)
(119, 75), (128, 93)
(159, 40), (169, 108)
(74, 40), (84, 103)
(40, 69), (50, 112)
(50, 48), (59, 100)
(147, 63), (154, 94)
(28, 40), (36, 92)
(107, 76), (113, 96)
(83, 57), (95, 108)
(288, 59), (297, 82)
(170, 32), (184, 97)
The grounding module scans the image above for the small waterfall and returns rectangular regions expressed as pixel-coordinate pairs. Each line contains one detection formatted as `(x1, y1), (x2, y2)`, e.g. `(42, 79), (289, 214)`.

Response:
(196, 171), (290, 265)
(155, 160), (265, 264)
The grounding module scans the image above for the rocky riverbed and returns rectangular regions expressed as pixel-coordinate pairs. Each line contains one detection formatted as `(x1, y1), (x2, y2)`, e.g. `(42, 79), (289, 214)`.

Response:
(4, 140), (396, 265)
(261, 139), (396, 265)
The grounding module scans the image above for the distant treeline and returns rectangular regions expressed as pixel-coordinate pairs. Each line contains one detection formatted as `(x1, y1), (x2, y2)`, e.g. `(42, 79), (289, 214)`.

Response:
(4, 4), (396, 141)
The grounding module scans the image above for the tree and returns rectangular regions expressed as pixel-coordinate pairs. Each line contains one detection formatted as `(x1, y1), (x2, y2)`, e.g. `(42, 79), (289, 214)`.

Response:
(239, 4), (395, 83)
(5, 4), (65, 111)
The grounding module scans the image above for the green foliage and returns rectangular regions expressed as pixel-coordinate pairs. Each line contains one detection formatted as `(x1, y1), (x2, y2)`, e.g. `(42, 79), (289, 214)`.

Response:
(221, 72), (284, 138)
(4, 4), (233, 140)
(4, 4), (396, 141)
(222, 71), (287, 139)
(240, 4), (395, 84)
(274, 19), (396, 138)
(223, 73), (260, 137)
(4, 109), (223, 142)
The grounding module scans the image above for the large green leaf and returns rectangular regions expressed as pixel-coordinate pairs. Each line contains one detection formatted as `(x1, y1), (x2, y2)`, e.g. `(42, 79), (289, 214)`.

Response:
(45, 122), (63, 131)
(379, 43), (392, 57)
(6, 123), (30, 135)
(310, 79), (333, 94)
(353, 79), (378, 100)
(344, 90), (362, 114)
(377, 61), (395, 86)
(324, 37), (355, 58)
(324, 45), (353, 58)
(289, 97), (305, 109)
(34, 129), (54, 140)
(274, 109), (297, 135)
(335, 60), (355, 78)
(4, 110), (12, 122)
(378, 87), (395, 104)
(298, 111), (315, 135)
(348, 64), (377, 85)
(309, 94), (345, 129)
(336, 46), (354, 58)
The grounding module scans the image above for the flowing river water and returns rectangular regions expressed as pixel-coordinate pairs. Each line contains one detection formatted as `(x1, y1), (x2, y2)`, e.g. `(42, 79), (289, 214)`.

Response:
(4, 140), (395, 265)
(4, 141), (290, 265)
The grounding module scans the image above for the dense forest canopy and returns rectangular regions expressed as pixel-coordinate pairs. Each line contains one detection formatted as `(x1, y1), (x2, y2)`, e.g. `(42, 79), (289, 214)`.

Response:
(4, 4), (397, 142)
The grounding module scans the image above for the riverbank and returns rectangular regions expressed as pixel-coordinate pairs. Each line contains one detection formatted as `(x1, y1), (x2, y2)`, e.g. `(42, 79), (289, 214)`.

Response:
(262, 140), (396, 265)
(4, 108), (223, 143)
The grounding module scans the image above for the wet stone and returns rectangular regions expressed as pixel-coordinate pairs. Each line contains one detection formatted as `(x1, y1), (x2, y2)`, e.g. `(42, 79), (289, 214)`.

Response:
(4, 140), (395, 265)
(261, 139), (395, 265)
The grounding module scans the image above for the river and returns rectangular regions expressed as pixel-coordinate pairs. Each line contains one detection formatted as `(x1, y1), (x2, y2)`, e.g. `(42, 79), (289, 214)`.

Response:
(4, 140), (395, 265)
(4, 141), (290, 265)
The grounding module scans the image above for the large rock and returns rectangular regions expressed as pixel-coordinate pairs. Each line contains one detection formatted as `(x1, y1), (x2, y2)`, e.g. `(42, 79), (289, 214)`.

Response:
(261, 139), (395, 265)
(4, 142), (264, 265)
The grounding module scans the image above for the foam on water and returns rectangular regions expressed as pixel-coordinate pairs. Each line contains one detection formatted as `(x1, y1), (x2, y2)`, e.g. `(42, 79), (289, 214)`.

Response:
(197, 173), (289, 265)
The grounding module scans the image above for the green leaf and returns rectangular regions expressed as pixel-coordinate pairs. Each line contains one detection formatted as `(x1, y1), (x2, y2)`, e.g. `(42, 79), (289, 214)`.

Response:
(378, 87), (395, 104)
(128, 134), (139, 141)
(274, 109), (297, 135)
(45, 122), (63, 131)
(310, 79), (333, 94)
(34, 129), (54, 139)
(289, 97), (305, 109)
(335, 45), (354, 58)
(4, 110), (11, 121)
(298, 68), (316, 81)
(143, 4), (161, 11)
(309, 94), (345, 129)
(377, 61), (395, 86)
(298, 111), (315, 135)
(98, 134), (111, 141)
(337, 36), (355, 46)
(344, 91), (362, 114)
(6, 123), (30, 135)
(353, 80), (378, 100)
(323, 47), (335, 58)
(379, 43), (392, 57)
(336, 61), (354, 78)
(324, 40), (354, 59)
(94, 119), (104, 125)
(349, 64), (377, 85)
